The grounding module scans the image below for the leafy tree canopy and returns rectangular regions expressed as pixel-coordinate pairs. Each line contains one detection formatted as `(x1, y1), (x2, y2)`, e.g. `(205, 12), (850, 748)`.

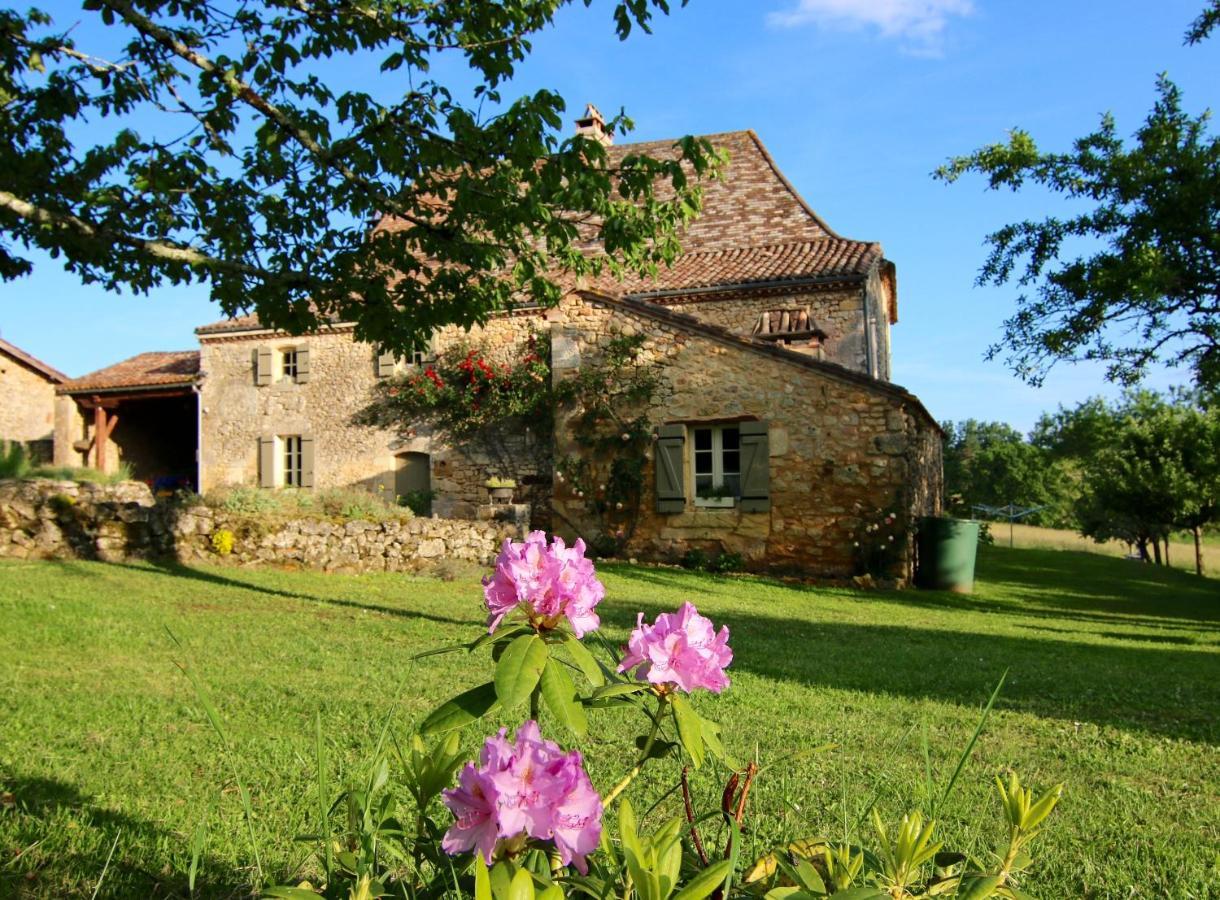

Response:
(0, 0), (721, 351)
(936, 7), (1220, 390)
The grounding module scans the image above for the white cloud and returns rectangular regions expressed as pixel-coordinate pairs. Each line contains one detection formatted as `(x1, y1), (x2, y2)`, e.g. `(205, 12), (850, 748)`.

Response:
(767, 0), (973, 55)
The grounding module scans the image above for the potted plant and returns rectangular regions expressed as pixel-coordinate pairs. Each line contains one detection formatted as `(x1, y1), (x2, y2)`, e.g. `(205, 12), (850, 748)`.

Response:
(485, 476), (517, 504)
(695, 483), (736, 509)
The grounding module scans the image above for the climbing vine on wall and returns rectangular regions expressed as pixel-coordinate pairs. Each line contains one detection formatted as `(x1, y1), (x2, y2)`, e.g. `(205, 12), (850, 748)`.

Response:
(554, 333), (663, 556)
(357, 333), (553, 485)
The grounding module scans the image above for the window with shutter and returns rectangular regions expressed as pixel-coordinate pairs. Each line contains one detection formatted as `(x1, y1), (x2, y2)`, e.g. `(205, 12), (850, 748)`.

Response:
(738, 421), (770, 512)
(655, 424), (686, 513)
(256, 346), (273, 386)
(294, 345), (310, 383)
(300, 435), (315, 488)
(376, 351), (396, 378)
(691, 424), (742, 507)
(258, 435), (276, 487)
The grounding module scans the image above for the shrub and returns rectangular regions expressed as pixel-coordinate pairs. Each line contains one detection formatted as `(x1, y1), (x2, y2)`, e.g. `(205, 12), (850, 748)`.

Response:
(709, 550), (746, 573)
(680, 547), (709, 570)
(208, 486), (279, 516)
(210, 528), (236, 556)
(175, 533), (1063, 900)
(0, 441), (31, 479)
(399, 489), (435, 517)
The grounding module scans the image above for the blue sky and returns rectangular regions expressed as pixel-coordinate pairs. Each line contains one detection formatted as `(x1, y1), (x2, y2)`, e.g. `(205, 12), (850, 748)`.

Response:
(2, 0), (1214, 431)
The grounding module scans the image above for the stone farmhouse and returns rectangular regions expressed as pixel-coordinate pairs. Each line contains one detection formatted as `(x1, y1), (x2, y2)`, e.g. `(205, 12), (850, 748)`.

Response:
(52, 115), (942, 575)
(0, 337), (68, 462)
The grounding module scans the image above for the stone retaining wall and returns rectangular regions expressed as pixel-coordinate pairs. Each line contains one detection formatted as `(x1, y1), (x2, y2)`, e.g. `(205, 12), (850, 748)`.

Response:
(0, 479), (525, 572)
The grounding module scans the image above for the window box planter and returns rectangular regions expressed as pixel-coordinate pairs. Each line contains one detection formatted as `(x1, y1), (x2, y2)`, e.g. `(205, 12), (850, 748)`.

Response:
(694, 496), (735, 509)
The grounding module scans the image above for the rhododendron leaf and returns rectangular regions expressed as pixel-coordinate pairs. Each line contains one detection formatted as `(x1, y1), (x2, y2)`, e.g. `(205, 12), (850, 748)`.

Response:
(762, 888), (818, 900)
(473, 857), (492, 900)
(507, 867), (535, 900)
(495, 634), (549, 710)
(591, 682), (648, 699)
(633, 735), (678, 761)
(698, 717), (740, 769)
(829, 889), (887, 900)
(671, 858), (733, 900)
(419, 682), (500, 735)
(540, 657), (588, 737)
(538, 885), (564, 900)
(619, 798), (644, 861)
(489, 862), (514, 899)
(671, 694), (705, 769)
(793, 858), (826, 894)
(563, 633), (605, 688)
(469, 626), (529, 654)
(956, 875), (1004, 900)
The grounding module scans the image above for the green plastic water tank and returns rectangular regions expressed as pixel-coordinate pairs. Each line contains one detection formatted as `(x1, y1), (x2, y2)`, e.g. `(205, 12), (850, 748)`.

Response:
(915, 517), (980, 593)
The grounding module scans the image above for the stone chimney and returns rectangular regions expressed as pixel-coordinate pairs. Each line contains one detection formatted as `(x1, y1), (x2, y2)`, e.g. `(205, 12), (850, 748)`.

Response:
(574, 103), (613, 146)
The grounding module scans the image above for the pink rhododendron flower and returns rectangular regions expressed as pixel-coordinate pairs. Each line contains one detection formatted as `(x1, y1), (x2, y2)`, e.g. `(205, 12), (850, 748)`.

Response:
(482, 531), (605, 636)
(441, 721), (603, 873)
(618, 601), (733, 694)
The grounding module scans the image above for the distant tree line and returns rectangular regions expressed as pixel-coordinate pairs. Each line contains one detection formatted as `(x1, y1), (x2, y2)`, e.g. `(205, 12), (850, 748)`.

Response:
(943, 391), (1220, 575)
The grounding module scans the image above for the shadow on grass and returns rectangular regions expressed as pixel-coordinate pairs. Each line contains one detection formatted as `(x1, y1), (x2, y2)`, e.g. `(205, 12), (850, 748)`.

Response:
(0, 773), (251, 899)
(90, 559), (481, 630)
(604, 548), (1220, 744)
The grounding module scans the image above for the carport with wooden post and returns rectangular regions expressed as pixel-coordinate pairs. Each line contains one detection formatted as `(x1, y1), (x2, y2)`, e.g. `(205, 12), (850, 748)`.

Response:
(56, 351), (202, 492)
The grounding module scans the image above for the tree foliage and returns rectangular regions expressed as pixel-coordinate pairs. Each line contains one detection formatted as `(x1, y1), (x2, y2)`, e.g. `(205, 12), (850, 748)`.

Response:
(1037, 391), (1220, 573)
(941, 420), (1071, 527)
(0, 0), (721, 351)
(936, 6), (1220, 389)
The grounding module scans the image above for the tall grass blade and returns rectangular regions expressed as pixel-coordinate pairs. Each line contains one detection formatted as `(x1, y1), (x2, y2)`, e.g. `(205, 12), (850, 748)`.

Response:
(316, 709), (332, 880)
(936, 670), (1008, 816)
(189, 812), (207, 895)
(89, 831), (120, 900)
(166, 626), (265, 885)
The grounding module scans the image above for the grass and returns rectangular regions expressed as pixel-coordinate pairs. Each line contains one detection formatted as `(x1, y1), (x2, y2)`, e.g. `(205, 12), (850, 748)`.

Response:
(995, 522), (1220, 575)
(1, 548), (1217, 898)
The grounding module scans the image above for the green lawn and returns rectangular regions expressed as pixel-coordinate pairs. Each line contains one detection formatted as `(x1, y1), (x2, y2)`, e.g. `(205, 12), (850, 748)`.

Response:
(1, 548), (1218, 898)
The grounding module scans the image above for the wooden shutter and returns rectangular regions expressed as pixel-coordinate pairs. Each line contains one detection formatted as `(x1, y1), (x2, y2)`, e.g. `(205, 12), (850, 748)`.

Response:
(655, 424), (686, 513)
(376, 352), (396, 378)
(294, 345), (310, 383)
(300, 435), (315, 488)
(738, 421), (770, 512)
(258, 436), (276, 488)
(255, 346), (273, 386)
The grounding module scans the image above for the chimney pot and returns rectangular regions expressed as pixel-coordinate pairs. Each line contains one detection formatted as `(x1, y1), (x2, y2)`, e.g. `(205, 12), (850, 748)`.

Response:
(574, 103), (613, 146)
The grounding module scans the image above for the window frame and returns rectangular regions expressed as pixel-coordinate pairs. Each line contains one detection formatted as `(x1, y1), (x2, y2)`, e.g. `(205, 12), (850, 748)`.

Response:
(690, 423), (741, 508)
(281, 434), (304, 487)
(280, 348), (299, 381)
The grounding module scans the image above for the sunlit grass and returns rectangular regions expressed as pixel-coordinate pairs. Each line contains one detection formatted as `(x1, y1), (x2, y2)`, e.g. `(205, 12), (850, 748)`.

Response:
(1, 548), (1217, 898)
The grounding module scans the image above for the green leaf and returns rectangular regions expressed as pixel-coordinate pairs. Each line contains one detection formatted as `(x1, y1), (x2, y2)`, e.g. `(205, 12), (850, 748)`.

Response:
(419, 682), (499, 735)
(671, 859), (733, 900)
(591, 681), (648, 699)
(494, 634), (549, 711)
(563, 632), (605, 687)
(957, 875), (1004, 900)
(671, 694), (704, 768)
(474, 858), (492, 900)
(507, 867), (536, 900)
(828, 889), (887, 900)
(792, 859), (826, 894)
(541, 657), (588, 737)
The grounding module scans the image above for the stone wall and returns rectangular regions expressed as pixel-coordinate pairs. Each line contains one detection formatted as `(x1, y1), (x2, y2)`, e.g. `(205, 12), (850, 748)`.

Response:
(0, 352), (57, 450)
(552, 293), (941, 577)
(660, 283), (888, 377)
(0, 478), (524, 572)
(198, 313), (552, 525)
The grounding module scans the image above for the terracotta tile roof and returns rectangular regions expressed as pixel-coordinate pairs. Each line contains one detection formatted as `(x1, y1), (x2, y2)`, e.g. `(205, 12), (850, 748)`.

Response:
(0, 337), (68, 383)
(603, 237), (881, 296)
(196, 129), (884, 334)
(58, 351), (201, 394)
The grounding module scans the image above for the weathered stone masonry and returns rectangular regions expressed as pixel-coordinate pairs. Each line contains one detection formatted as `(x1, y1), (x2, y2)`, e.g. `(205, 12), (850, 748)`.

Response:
(0, 479), (525, 572)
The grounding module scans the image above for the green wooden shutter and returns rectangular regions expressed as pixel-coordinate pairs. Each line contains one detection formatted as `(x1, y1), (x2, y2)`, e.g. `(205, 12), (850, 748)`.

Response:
(376, 351), (396, 378)
(295, 345), (310, 383)
(258, 436), (276, 488)
(739, 421), (770, 512)
(655, 424), (686, 513)
(300, 435), (315, 488)
(255, 346), (273, 386)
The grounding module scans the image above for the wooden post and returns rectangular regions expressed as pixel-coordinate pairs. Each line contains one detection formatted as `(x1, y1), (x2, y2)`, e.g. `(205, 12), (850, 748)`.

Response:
(94, 403), (106, 471)
(91, 399), (119, 472)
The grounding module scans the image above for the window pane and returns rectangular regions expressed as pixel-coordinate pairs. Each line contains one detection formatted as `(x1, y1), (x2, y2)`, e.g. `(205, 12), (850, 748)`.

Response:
(695, 474), (713, 493)
(722, 427), (740, 450)
(694, 428), (712, 451)
(722, 450), (740, 475)
(694, 451), (713, 475)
